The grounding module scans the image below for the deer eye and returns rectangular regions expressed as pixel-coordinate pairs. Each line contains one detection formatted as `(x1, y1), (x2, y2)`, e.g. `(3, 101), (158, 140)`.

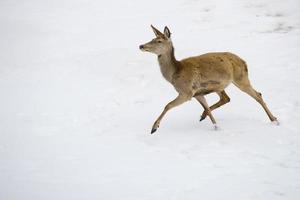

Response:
(157, 40), (162, 43)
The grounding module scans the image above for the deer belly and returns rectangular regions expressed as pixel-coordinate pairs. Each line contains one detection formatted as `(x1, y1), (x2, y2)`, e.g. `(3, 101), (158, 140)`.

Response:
(193, 80), (229, 95)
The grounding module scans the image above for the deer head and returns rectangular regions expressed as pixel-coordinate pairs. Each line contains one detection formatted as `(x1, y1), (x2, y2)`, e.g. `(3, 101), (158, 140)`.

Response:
(139, 25), (173, 56)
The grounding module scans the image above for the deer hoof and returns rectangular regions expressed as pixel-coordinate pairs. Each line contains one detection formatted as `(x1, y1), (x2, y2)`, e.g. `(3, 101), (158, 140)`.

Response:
(213, 124), (219, 130)
(272, 119), (280, 126)
(199, 116), (206, 121)
(151, 128), (157, 134)
(199, 112), (207, 121)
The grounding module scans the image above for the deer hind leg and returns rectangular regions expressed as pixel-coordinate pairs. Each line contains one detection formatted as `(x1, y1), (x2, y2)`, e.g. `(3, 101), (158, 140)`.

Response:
(200, 90), (230, 121)
(195, 95), (218, 129)
(151, 94), (191, 134)
(233, 79), (277, 122)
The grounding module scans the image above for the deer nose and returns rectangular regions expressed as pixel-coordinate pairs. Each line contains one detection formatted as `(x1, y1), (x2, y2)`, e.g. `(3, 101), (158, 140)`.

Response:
(139, 45), (144, 49)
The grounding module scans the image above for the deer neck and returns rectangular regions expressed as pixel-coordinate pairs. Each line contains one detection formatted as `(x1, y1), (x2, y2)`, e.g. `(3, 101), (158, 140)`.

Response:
(157, 47), (179, 83)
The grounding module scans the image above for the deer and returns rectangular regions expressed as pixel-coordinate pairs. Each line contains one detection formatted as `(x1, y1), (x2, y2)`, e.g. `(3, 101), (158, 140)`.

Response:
(139, 25), (278, 134)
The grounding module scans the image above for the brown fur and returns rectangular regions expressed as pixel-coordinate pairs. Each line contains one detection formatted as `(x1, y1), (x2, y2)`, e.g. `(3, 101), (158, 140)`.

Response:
(140, 25), (278, 134)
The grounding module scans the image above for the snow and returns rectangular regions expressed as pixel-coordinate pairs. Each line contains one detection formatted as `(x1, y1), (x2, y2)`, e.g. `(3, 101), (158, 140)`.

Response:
(1, 0), (300, 199)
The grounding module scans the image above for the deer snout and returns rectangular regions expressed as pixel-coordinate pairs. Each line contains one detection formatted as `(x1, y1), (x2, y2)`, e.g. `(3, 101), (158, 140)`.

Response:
(139, 45), (144, 50)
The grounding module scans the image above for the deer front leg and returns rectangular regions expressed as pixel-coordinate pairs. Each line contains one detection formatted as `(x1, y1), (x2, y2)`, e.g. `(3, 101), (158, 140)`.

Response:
(151, 94), (190, 134)
(195, 95), (218, 129)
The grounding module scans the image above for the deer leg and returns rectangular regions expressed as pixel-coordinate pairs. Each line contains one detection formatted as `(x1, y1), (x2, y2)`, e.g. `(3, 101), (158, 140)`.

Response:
(200, 90), (230, 121)
(151, 94), (190, 134)
(195, 95), (218, 129)
(235, 83), (277, 122)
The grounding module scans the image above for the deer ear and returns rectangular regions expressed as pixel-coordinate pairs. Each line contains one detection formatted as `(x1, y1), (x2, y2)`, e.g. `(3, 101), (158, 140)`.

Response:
(151, 25), (164, 37)
(164, 26), (171, 38)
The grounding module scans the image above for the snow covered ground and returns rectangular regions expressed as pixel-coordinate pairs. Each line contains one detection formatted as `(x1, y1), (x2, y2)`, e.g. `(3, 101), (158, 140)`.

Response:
(1, 0), (300, 199)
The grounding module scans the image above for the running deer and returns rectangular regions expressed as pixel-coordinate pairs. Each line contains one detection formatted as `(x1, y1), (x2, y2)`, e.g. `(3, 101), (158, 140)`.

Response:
(139, 25), (278, 134)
